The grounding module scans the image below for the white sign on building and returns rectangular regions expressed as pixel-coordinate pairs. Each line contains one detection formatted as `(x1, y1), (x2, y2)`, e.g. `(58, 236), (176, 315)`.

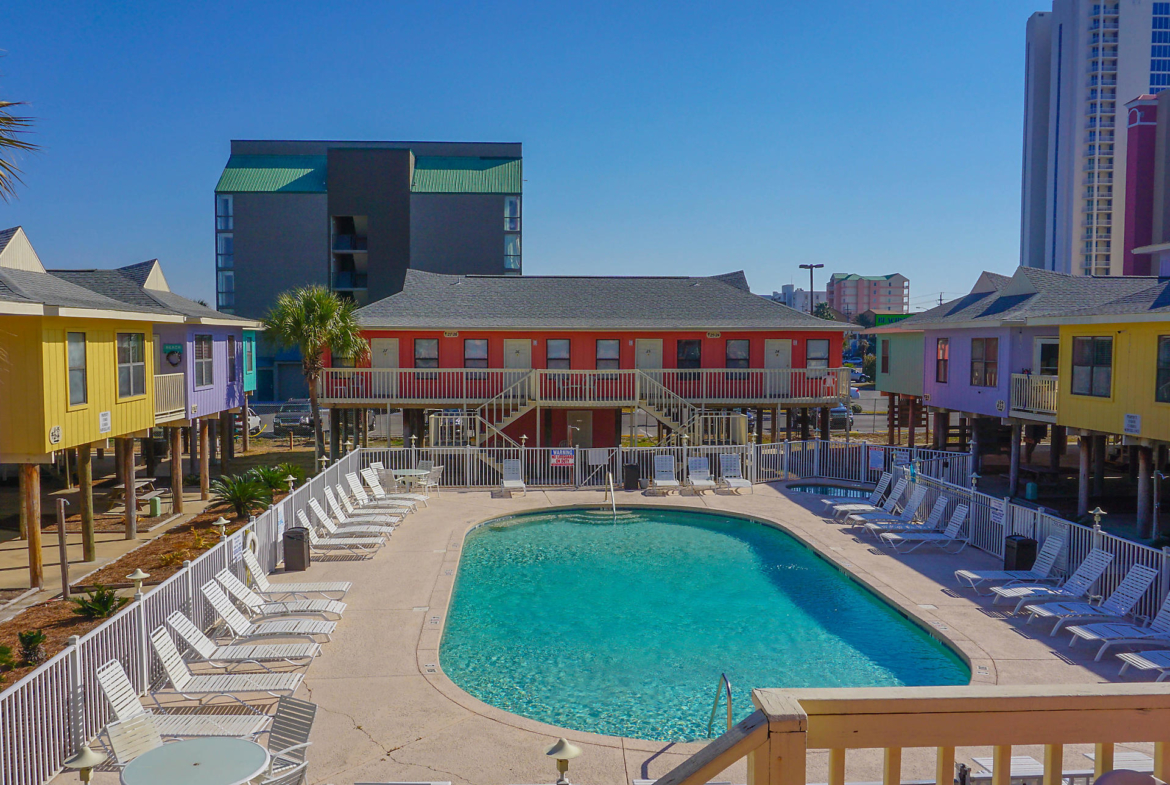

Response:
(1124, 414), (1142, 436)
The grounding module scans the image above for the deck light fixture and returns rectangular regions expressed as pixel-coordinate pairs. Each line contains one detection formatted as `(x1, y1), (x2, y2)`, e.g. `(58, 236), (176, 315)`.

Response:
(213, 516), (229, 540)
(546, 737), (582, 785)
(970, 472), (980, 490)
(63, 745), (106, 783)
(318, 456), (329, 472)
(1090, 507), (1107, 527)
(285, 475), (297, 492)
(126, 568), (149, 596)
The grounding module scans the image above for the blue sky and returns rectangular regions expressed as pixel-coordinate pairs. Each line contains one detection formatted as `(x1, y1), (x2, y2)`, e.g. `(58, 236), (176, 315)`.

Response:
(1, 1), (1033, 310)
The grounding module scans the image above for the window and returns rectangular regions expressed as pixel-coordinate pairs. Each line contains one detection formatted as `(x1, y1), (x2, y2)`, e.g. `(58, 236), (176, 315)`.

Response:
(414, 338), (439, 369)
(880, 339), (890, 375)
(116, 333), (146, 398)
(464, 339), (488, 369)
(194, 335), (214, 387)
(1159, 337), (1170, 403)
(216, 232), (234, 310)
(504, 233), (521, 271)
(806, 339), (830, 369)
(228, 335), (237, 384)
(504, 196), (521, 231)
(596, 339), (620, 370)
(547, 339), (571, 370)
(216, 234), (233, 269)
(677, 339), (702, 369)
(245, 338), (254, 374)
(970, 338), (999, 387)
(216, 194), (233, 231)
(67, 332), (87, 406)
(725, 340), (750, 369)
(935, 338), (950, 383)
(1072, 336), (1113, 397)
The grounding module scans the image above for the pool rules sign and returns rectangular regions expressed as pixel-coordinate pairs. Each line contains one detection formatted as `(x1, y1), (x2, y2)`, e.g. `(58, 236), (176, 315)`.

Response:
(550, 448), (575, 467)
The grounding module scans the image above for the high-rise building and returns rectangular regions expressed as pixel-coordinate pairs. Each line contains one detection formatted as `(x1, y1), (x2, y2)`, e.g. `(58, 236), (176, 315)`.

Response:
(824, 273), (909, 319)
(1021, 1), (1169, 276)
(770, 284), (826, 313)
(1121, 91), (1170, 274)
(214, 140), (522, 318)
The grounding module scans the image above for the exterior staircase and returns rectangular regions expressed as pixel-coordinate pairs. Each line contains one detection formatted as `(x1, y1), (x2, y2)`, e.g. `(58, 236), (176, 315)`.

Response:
(474, 372), (536, 447)
(637, 372), (746, 445)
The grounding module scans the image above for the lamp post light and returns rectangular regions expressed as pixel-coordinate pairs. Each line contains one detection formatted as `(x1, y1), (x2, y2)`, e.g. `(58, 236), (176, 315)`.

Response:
(63, 745), (106, 783)
(285, 475), (297, 493)
(126, 568), (150, 599)
(213, 516), (229, 541)
(970, 472), (980, 491)
(798, 263), (825, 314)
(317, 455), (329, 474)
(1090, 506), (1107, 529)
(546, 737), (582, 785)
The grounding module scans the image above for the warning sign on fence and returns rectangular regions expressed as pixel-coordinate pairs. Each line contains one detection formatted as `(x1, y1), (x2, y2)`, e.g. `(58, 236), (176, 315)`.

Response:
(550, 448), (575, 467)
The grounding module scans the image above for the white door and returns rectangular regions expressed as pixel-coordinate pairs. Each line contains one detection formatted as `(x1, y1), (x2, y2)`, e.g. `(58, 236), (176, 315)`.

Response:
(764, 339), (793, 397)
(635, 339), (663, 369)
(370, 338), (399, 368)
(503, 339), (531, 369)
(566, 410), (593, 448)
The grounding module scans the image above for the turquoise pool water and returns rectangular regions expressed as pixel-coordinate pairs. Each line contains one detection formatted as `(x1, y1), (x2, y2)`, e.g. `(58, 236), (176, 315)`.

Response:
(440, 508), (968, 742)
(787, 483), (870, 499)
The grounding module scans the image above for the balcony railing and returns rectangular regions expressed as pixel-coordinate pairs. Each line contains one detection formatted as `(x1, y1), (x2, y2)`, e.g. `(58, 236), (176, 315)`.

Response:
(1010, 373), (1058, 421)
(657, 684), (1170, 785)
(154, 372), (185, 423)
(332, 234), (367, 252)
(317, 367), (851, 407)
(332, 271), (368, 290)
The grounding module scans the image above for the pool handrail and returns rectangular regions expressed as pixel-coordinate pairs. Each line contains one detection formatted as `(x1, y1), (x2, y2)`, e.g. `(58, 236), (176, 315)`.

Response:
(707, 672), (733, 738)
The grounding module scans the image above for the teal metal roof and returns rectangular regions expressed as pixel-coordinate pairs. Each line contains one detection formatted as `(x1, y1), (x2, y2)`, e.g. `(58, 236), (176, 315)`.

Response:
(411, 156), (521, 194)
(215, 155), (327, 193)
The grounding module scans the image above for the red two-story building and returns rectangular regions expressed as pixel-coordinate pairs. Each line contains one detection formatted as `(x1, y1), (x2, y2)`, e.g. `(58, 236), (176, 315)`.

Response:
(318, 270), (849, 449)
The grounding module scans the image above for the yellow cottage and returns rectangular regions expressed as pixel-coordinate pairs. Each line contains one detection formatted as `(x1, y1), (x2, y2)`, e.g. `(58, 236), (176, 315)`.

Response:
(0, 227), (183, 585)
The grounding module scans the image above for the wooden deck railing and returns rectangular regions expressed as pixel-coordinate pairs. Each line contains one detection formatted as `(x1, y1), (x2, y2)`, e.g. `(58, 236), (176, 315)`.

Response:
(317, 368), (850, 407)
(1010, 373), (1058, 420)
(659, 684), (1170, 785)
(153, 372), (185, 423)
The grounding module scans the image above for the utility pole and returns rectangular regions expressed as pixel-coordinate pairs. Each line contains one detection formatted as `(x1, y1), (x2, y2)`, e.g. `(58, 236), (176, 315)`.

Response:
(799, 263), (824, 314)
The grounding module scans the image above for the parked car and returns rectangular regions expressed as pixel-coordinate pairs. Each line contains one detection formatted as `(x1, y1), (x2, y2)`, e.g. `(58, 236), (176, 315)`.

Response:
(234, 407), (262, 436)
(850, 367), (867, 383)
(829, 403), (854, 431)
(273, 401), (314, 434)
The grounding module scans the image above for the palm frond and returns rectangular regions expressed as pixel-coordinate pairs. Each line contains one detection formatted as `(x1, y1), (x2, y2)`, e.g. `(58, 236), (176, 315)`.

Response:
(0, 99), (39, 202)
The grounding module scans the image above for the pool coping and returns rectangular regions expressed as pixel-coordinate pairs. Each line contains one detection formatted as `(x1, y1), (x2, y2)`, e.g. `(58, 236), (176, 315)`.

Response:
(415, 490), (996, 754)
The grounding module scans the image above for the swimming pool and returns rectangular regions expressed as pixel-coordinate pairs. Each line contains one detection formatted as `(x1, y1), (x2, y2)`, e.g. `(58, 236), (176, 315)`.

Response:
(787, 483), (870, 499)
(440, 507), (968, 741)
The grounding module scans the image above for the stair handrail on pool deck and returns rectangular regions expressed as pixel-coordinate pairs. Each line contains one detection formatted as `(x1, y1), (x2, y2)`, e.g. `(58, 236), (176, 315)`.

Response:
(707, 672), (733, 738)
(605, 471), (618, 518)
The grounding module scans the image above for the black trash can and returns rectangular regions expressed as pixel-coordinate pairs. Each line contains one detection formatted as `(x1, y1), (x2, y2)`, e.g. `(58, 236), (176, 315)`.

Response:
(284, 527), (311, 572)
(1004, 534), (1038, 571)
(623, 463), (641, 491)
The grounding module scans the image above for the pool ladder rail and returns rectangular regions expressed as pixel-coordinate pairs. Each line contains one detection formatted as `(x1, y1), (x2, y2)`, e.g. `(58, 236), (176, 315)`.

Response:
(603, 471), (618, 520)
(707, 672), (733, 738)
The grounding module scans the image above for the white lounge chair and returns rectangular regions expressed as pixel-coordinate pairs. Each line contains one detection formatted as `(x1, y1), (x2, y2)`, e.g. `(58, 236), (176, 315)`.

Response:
(364, 464), (429, 505)
(104, 713), (166, 766)
(847, 485), (927, 526)
(990, 548), (1114, 615)
(822, 472), (891, 516)
(149, 626), (303, 701)
(217, 568), (346, 620)
(96, 659), (269, 740)
(718, 454), (753, 493)
(345, 472), (415, 512)
(324, 486), (402, 525)
(334, 484), (407, 522)
(1026, 563), (1159, 634)
(651, 455), (680, 494)
(259, 696), (317, 785)
(687, 457), (717, 494)
(880, 504), (970, 553)
(954, 535), (1065, 594)
(864, 495), (948, 539)
(241, 549), (351, 600)
(1066, 591), (1170, 660)
(1117, 649), (1170, 681)
(501, 459), (526, 496)
(295, 510), (382, 559)
(831, 477), (907, 521)
(166, 610), (319, 668)
(311, 496), (395, 537)
(202, 581), (335, 642)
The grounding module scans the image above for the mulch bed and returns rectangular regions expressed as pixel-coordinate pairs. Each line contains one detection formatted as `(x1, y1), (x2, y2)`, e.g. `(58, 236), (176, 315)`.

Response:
(0, 493), (287, 686)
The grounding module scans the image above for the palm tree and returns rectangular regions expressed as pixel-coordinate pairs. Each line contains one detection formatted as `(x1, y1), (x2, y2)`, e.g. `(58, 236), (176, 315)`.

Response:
(263, 286), (369, 459)
(0, 100), (38, 201)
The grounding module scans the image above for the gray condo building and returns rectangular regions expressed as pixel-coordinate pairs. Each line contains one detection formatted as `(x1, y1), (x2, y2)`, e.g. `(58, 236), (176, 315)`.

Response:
(214, 139), (522, 399)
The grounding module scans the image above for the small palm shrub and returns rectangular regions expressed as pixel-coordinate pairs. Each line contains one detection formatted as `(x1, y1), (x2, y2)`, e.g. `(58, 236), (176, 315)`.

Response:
(190, 530), (214, 550)
(250, 465), (291, 493)
(0, 644), (14, 675)
(70, 586), (130, 620)
(18, 630), (46, 665)
(159, 549), (192, 567)
(276, 462), (307, 488)
(211, 474), (272, 519)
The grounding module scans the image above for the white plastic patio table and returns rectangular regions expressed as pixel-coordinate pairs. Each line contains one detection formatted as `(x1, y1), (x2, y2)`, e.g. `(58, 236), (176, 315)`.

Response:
(393, 468), (432, 490)
(120, 737), (270, 785)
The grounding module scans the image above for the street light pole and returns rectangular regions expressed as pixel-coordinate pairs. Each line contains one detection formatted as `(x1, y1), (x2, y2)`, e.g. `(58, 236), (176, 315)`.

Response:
(799, 263), (825, 314)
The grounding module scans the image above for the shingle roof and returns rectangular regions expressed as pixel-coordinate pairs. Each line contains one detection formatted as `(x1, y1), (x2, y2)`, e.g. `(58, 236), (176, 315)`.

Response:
(51, 262), (253, 323)
(0, 267), (140, 311)
(356, 269), (841, 330)
(1060, 279), (1170, 318)
(897, 268), (1157, 328)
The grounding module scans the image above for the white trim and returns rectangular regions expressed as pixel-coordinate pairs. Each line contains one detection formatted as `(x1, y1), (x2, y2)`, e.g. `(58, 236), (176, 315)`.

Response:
(45, 306), (184, 322)
(0, 301), (44, 315)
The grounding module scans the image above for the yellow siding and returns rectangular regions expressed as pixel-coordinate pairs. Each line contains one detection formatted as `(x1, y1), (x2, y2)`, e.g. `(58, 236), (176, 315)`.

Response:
(0, 316), (157, 456)
(1056, 321), (1170, 441)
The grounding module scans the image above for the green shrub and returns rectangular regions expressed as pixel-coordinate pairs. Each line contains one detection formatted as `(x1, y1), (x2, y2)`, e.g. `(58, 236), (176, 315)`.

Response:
(276, 462), (307, 488)
(18, 629), (46, 665)
(250, 465), (291, 493)
(211, 474), (273, 519)
(70, 586), (130, 620)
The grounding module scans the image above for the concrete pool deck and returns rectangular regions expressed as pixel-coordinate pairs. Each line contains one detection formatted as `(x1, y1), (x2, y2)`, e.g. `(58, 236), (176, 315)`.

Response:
(63, 482), (1163, 785)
